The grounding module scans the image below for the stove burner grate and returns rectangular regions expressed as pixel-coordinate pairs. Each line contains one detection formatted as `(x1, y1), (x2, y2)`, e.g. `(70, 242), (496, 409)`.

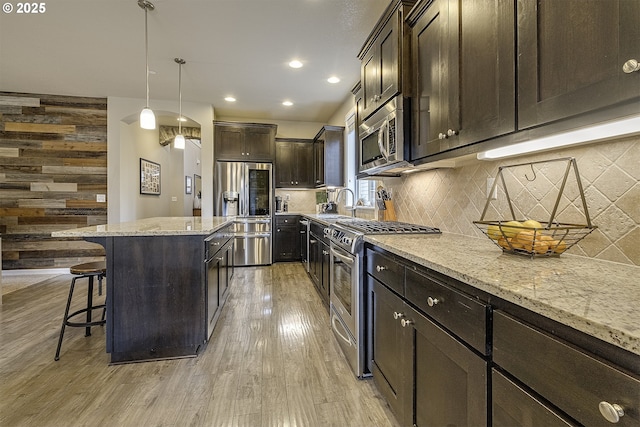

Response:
(336, 219), (441, 235)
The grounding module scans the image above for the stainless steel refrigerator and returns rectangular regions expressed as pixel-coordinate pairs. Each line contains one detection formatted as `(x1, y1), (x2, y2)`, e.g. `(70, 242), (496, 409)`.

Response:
(214, 161), (273, 266)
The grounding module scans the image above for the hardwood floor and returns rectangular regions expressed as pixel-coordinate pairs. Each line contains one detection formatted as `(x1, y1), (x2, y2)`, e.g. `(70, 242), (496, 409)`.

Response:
(0, 262), (399, 427)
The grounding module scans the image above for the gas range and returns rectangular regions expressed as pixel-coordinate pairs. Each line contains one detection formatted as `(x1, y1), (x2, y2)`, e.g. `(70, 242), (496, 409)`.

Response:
(328, 219), (441, 254)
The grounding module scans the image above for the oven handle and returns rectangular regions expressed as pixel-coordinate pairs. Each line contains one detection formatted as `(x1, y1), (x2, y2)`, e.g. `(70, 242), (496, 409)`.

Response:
(331, 312), (354, 347)
(377, 118), (389, 160)
(330, 245), (354, 266)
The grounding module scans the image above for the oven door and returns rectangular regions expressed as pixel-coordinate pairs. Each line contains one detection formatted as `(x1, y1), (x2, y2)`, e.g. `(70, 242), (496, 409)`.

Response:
(329, 243), (357, 337)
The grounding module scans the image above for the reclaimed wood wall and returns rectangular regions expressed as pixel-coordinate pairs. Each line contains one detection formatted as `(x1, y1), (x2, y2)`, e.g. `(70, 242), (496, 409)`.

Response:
(0, 92), (107, 270)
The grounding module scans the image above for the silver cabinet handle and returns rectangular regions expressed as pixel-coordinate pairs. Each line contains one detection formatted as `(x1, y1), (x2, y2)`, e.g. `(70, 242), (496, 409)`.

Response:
(447, 129), (458, 137)
(310, 239), (317, 244)
(322, 250), (329, 256)
(427, 297), (440, 307)
(393, 311), (404, 320)
(622, 59), (640, 74)
(401, 319), (413, 328)
(438, 132), (446, 140)
(599, 402), (625, 423)
(376, 265), (387, 272)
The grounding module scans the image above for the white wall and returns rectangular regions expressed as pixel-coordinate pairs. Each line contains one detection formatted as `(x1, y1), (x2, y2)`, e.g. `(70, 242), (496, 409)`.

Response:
(107, 97), (214, 223)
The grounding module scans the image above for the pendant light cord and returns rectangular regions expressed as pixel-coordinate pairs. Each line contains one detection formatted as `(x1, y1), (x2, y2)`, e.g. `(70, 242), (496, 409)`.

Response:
(144, 5), (150, 109)
(178, 61), (182, 134)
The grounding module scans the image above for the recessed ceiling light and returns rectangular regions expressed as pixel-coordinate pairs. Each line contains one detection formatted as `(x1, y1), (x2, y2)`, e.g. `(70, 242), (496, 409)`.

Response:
(327, 76), (340, 84)
(288, 60), (303, 69)
(282, 101), (293, 106)
(224, 96), (236, 102)
(177, 117), (187, 122)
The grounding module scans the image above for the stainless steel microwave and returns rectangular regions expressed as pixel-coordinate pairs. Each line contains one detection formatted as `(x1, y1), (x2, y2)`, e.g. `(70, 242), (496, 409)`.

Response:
(358, 96), (412, 175)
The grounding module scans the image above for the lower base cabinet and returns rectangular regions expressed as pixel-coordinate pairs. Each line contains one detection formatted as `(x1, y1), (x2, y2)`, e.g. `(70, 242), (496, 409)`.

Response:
(308, 222), (330, 306)
(370, 276), (488, 427)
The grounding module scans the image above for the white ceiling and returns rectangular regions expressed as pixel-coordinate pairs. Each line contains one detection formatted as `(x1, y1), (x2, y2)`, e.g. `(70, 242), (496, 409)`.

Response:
(0, 0), (390, 123)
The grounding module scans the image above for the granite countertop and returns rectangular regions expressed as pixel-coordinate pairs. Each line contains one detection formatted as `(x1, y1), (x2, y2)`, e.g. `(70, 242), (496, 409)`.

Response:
(366, 232), (640, 357)
(51, 216), (232, 237)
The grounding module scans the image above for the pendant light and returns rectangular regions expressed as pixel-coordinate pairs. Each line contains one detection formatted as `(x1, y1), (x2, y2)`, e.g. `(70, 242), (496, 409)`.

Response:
(138, 0), (156, 130)
(174, 58), (186, 149)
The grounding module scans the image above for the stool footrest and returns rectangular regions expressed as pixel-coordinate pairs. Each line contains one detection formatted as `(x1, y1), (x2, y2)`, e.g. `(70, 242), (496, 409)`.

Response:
(65, 305), (107, 328)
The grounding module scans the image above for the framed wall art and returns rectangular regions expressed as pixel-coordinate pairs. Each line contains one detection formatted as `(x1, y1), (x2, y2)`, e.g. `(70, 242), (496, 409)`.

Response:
(140, 158), (161, 195)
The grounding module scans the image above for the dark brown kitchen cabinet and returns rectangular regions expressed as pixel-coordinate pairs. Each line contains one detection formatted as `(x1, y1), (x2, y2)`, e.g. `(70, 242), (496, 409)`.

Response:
(407, 0), (516, 161)
(274, 215), (301, 262)
(370, 276), (411, 423)
(275, 139), (313, 188)
(313, 126), (344, 188)
(309, 221), (330, 306)
(517, 0), (640, 130)
(358, 0), (415, 120)
(369, 275), (488, 427)
(493, 310), (640, 427)
(214, 121), (277, 162)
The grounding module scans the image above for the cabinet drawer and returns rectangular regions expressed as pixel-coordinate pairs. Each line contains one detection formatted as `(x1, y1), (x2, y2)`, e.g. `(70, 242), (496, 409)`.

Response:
(366, 249), (404, 296)
(405, 268), (488, 355)
(492, 369), (575, 427)
(494, 311), (640, 427)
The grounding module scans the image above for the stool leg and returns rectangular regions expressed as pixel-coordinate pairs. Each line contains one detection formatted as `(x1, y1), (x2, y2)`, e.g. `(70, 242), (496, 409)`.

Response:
(86, 275), (94, 337)
(55, 276), (78, 361)
(99, 274), (106, 322)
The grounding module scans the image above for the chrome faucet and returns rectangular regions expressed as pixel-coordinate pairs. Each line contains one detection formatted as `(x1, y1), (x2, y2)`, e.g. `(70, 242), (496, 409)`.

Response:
(336, 187), (356, 217)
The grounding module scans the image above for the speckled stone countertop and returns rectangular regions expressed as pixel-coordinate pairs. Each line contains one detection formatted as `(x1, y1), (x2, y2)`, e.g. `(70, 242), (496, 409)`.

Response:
(366, 233), (640, 357)
(51, 216), (232, 237)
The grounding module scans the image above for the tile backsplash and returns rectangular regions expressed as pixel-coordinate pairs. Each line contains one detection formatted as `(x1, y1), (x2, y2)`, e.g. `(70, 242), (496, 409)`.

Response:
(385, 135), (640, 266)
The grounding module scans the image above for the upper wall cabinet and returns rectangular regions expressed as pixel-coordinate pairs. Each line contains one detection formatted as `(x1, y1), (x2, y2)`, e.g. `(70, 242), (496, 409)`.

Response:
(358, 0), (416, 121)
(313, 125), (345, 188)
(517, 0), (640, 129)
(214, 121), (277, 162)
(407, 0), (516, 161)
(275, 138), (314, 188)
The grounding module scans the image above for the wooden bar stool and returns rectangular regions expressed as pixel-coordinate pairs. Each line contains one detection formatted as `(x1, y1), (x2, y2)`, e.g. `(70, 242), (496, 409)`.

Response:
(54, 260), (107, 361)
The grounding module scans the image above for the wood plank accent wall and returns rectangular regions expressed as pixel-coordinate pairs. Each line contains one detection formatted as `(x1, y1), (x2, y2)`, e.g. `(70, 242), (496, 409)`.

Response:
(0, 92), (107, 270)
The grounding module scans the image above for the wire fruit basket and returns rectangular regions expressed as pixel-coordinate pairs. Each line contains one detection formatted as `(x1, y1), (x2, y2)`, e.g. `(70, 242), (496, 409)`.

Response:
(473, 157), (597, 258)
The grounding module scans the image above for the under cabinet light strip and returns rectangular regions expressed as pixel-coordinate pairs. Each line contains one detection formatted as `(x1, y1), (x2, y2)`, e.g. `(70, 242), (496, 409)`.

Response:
(477, 114), (640, 160)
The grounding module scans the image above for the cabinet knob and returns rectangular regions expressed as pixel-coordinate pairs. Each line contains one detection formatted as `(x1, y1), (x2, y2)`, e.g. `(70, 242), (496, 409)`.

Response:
(447, 129), (458, 137)
(393, 311), (404, 320)
(400, 319), (413, 328)
(376, 265), (387, 272)
(373, 94), (381, 101)
(599, 401), (625, 423)
(427, 297), (440, 307)
(438, 133), (447, 140)
(622, 59), (640, 74)
(322, 250), (329, 256)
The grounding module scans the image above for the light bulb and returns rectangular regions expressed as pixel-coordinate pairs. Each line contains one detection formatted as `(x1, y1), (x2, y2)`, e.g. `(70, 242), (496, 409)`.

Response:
(140, 108), (156, 130)
(174, 134), (185, 149)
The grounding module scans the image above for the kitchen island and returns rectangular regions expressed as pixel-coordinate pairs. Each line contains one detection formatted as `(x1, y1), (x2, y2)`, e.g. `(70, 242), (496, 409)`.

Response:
(52, 216), (233, 364)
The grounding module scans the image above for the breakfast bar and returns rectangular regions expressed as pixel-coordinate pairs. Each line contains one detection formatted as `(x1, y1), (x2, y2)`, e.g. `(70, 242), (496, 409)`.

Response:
(53, 217), (233, 364)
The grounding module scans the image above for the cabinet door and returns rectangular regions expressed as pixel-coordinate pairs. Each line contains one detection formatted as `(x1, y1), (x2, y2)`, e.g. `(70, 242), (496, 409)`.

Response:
(405, 303), (488, 427)
(294, 142), (314, 187)
(314, 140), (324, 187)
(275, 140), (294, 187)
(411, 0), (515, 160)
(274, 217), (300, 262)
(518, 0), (640, 129)
(378, 14), (400, 106)
(214, 125), (244, 160)
(411, 0), (450, 160)
(320, 241), (330, 302)
(244, 126), (275, 161)
(362, 49), (379, 119)
(370, 277), (410, 424)
(309, 234), (321, 288)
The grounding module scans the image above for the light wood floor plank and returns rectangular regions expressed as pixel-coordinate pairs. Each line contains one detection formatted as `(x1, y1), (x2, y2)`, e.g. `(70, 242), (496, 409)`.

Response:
(0, 262), (399, 426)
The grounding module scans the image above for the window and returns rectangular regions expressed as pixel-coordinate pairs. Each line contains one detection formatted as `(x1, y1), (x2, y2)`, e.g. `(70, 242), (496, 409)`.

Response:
(357, 179), (376, 207)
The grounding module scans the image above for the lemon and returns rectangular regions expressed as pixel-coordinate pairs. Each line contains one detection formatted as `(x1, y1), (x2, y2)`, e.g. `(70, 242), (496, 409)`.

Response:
(487, 225), (502, 240)
(501, 221), (523, 238)
(522, 219), (542, 229)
